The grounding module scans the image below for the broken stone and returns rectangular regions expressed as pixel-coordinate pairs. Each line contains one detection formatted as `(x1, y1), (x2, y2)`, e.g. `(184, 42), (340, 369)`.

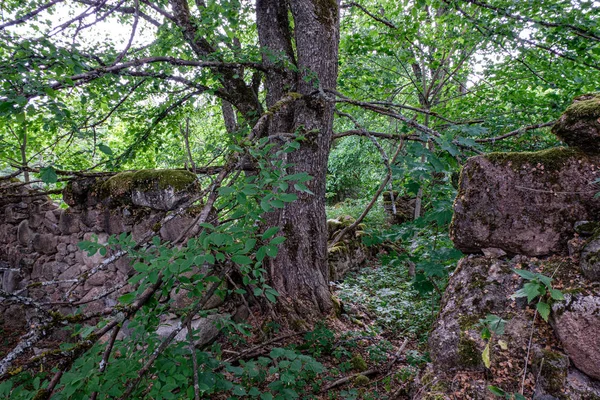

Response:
(32, 234), (58, 255)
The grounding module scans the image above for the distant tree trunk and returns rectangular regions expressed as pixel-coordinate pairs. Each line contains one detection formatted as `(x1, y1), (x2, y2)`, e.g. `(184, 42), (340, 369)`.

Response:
(256, 0), (340, 320)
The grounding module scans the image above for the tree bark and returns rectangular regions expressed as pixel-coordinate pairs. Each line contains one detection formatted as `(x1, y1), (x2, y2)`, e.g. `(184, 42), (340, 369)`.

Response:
(256, 0), (340, 320)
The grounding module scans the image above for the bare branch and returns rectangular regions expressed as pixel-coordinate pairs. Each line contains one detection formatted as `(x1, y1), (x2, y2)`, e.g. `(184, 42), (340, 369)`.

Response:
(476, 121), (556, 143)
(0, 0), (65, 30)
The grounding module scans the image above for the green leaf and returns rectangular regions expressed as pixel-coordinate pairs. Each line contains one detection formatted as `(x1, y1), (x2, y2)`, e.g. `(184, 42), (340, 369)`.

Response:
(482, 342), (491, 368)
(270, 236), (286, 245)
(118, 293), (135, 304)
(513, 268), (537, 281)
(549, 289), (565, 301)
(294, 183), (314, 195)
(231, 255), (252, 265)
(513, 282), (545, 303)
(537, 302), (551, 322)
(487, 385), (506, 397)
(265, 245), (278, 258)
(40, 166), (58, 183)
(262, 227), (279, 240)
(98, 143), (113, 156)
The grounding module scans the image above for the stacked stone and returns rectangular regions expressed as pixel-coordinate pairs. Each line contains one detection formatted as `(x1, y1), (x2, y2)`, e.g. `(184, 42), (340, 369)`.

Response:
(0, 170), (201, 323)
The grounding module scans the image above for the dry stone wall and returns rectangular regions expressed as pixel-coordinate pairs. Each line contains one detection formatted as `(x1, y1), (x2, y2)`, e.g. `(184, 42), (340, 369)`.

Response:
(0, 170), (201, 323)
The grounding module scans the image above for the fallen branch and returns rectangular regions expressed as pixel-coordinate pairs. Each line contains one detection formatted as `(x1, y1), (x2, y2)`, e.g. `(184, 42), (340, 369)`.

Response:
(321, 338), (409, 392)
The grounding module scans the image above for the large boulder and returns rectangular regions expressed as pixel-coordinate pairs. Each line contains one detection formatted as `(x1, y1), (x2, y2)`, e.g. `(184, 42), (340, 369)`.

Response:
(424, 255), (600, 399)
(65, 170), (200, 211)
(451, 147), (600, 256)
(552, 93), (600, 155)
(428, 256), (522, 375)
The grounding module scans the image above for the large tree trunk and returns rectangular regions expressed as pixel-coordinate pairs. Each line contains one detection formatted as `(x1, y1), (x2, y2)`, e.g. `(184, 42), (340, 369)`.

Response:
(256, 0), (340, 320)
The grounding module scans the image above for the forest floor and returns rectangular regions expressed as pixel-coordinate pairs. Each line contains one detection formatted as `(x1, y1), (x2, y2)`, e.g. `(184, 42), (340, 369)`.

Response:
(214, 252), (438, 400)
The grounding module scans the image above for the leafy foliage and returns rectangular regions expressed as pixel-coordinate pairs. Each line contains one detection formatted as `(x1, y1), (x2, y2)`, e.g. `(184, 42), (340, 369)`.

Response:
(511, 269), (564, 322)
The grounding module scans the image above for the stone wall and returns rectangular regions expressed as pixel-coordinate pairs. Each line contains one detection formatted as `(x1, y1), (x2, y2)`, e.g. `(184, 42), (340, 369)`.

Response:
(0, 170), (201, 322)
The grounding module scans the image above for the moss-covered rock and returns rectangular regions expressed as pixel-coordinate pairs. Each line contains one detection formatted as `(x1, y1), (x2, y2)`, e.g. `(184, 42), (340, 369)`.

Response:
(352, 374), (370, 387)
(451, 148), (600, 256)
(532, 348), (569, 398)
(99, 169), (199, 211)
(382, 191), (418, 224)
(552, 93), (600, 155)
(327, 215), (369, 280)
(580, 231), (600, 281)
(485, 147), (584, 172)
(351, 353), (368, 372)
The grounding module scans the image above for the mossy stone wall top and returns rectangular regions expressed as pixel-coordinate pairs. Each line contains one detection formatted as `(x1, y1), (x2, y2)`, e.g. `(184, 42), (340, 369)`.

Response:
(63, 169), (199, 210)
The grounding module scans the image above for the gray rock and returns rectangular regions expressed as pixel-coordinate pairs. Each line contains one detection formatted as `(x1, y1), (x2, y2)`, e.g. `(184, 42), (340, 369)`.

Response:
(552, 93), (600, 155)
(482, 247), (507, 259)
(131, 186), (190, 211)
(566, 367), (600, 398)
(580, 235), (600, 281)
(532, 346), (569, 398)
(552, 295), (600, 380)
(2, 269), (19, 293)
(451, 148), (600, 256)
(428, 256), (520, 372)
(59, 210), (81, 234)
(156, 314), (225, 347)
(159, 215), (195, 242)
(32, 234), (58, 255)
(17, 219), (32, 245)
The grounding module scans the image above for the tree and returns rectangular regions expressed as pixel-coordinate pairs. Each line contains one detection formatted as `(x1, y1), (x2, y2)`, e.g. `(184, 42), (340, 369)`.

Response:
(1, 0), (342, 318)
(1, 0), (600, 398)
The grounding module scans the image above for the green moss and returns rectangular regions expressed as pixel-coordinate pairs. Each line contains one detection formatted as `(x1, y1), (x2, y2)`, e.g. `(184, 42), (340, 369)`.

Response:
(458, 314), (481, 331)
(331, 295), (343, 317)
(564, 93), (600, 120)
(485, 147), (583, 172)
(353, 374), (370, 386)
(457, 334), (481, 369)
(536, 350), (568, 396)
(351, 353), (368, 372)
(575, 222), (600, 236)
(99, 169), (198, 201)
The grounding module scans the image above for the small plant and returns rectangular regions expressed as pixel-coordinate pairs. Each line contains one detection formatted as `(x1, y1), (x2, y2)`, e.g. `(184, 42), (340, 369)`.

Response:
(300, 322), (335, 357)
(488, 385), (527, 399)
(511, 269), (564, 322)
(477, 314), (508, 368)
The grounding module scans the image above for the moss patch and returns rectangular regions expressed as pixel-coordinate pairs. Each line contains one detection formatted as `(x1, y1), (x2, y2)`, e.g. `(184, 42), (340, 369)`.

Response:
(352, 374), (370, 386)
(457, 334), (482, 369)
(99, 169), (198, 202)
(564, 93), (600, 121)
(351, 353), (368, 372)
(485, 147), (583, 172)
(535, 349), (568, 396)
